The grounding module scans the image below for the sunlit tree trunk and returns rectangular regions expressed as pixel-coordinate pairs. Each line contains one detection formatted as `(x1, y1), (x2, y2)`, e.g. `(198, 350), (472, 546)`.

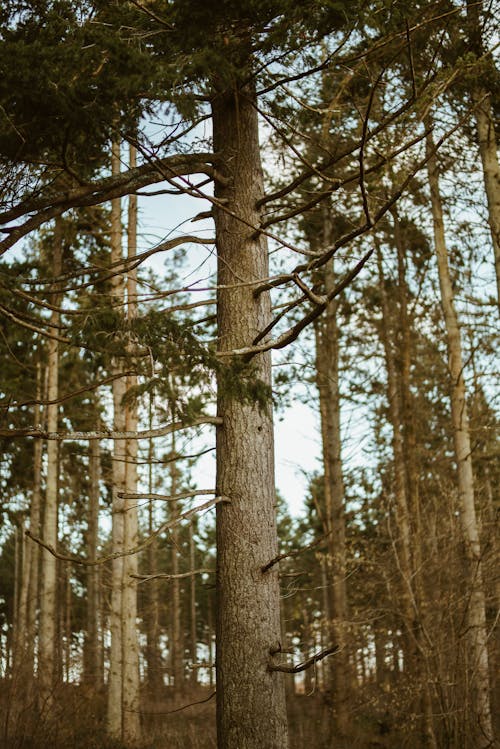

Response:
(213, 76), (288, 748)
(107, 142), (126, 739)
(27, 365), (43, 677)
(39, 218), (63, 708)
(426, 121), (493, 748)
(122, 145), (141, 744)
(84, 436), (101, 685)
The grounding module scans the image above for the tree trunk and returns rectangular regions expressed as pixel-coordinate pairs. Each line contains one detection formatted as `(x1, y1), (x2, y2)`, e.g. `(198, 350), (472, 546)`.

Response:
(212, 79), (288, 748)
(189, 520), (197, 683)
(169, 433), (184, 693)
(145, 404), (161, 692)
(392, 212), (438, 749)
(84, 436), (101, 685)
(314, 248), (349, 736)
(107, 141), (126, 739)
(26, 362), (43, 679)
(121, 143), (141, 745)
(39, 218), (62, 708)
(467, 0), (500, 312)
(426, 121), (493, 748)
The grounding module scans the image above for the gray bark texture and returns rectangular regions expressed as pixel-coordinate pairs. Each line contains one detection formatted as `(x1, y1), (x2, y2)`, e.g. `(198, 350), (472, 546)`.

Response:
(212, 80), (289, 749)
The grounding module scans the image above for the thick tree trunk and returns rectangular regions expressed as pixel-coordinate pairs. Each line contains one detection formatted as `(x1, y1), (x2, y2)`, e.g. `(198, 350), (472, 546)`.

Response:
(39, 219), (62, 707)
(212, 81), (288, 748)
(426, 123), (493, 748)
(314, 252), (349, 736)
(107, 142), (126, 739)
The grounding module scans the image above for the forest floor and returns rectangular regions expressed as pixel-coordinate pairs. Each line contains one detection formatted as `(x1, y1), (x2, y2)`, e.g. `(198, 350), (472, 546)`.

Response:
(1, 680), (402, 749)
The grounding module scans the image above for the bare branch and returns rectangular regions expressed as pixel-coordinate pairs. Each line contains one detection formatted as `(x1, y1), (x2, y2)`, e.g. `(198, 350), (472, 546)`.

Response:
(25, 496), (229, 567)
(118, 489), (215, 501)
(268, 645), (339, 673)
(131, 568), (214, 583)
(261, 531), (332, 574)
(0, 415), (222, 440)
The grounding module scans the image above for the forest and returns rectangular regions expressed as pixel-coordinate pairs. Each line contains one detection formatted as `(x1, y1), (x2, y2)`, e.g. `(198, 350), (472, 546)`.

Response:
(0, 1), (498, 748)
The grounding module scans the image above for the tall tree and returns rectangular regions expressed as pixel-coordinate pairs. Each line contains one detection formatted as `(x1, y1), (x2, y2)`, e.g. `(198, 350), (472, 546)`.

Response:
(425, 117), (493, 748)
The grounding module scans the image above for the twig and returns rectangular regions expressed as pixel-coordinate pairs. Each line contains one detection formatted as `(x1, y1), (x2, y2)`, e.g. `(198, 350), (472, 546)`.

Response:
(268, 645), (339, 674)
(138, 690), (216, 715)
(25, 497), (228, 566)
(261, 531), (332, 573)
(132, 568), (214, 583)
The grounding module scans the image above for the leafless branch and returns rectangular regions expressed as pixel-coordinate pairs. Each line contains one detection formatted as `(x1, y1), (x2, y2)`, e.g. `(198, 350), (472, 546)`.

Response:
(25, 496), (228, 567)
(261, 531), (332, 573)
(118, 489), (215, 501)
(268, 645), (339, 673)
(0, 415), (222, 440)
(131, 568), (214, 583)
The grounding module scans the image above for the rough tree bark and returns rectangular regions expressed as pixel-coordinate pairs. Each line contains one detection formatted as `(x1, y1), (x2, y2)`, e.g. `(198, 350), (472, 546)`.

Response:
(426, 121), (493, 749)
(212, 75), (288, 748)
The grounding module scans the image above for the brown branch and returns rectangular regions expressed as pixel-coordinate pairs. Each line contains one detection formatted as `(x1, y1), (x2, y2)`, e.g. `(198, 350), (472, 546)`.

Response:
(131, 568), (214, 583)
(137, 691), (216, 716)
(118, 489), (215, 501)
(3, 371), (136, 409)
(25, 496), (228, 567)
(268, 645), (339, 674)
(0, 415), (222, 440)
(261, 531), (332, 574)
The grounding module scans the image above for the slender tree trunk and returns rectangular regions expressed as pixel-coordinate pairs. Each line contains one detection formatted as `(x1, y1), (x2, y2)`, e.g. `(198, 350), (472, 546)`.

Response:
(107, 142), (126, 739)
(314, 248), (349, 736)
(392, 212), (438, 748)
(466, 0), (500, 312)
(121, 144), (141, 745)
(84, 437), (101, 685)
(189, 520), (197, 683)
(169, 432), (184, 693)
(27, 363), (43, 679)
(39, 218), (62, 708)
(426, 121), (493, 748)
(212, 78), (288, 749)
(145, 404), (161, 692)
